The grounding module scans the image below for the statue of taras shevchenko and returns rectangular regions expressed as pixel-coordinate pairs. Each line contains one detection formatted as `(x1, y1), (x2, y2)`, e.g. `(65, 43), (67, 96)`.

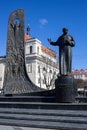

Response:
(48, 28), (75, 76)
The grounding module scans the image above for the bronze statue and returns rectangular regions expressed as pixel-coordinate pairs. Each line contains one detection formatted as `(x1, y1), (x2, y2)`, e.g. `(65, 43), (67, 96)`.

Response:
(48, 28), (75, 75)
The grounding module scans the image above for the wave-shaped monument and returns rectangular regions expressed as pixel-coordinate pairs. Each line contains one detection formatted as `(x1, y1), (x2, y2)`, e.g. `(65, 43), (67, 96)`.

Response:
(3, 9), (42, 94)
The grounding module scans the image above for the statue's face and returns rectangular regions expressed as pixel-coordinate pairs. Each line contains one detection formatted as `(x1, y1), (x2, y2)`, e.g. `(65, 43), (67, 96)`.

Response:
(64, 30), (68, 34)
(63, 29), (68, 34)
(62, 28), (68, 34)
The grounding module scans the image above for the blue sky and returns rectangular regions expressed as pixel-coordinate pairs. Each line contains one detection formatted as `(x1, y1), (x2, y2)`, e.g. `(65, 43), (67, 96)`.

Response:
(0, 0), (87, 70)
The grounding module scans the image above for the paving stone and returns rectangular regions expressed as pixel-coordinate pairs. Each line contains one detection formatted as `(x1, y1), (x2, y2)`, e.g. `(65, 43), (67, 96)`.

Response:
(0, 125), (52, 130)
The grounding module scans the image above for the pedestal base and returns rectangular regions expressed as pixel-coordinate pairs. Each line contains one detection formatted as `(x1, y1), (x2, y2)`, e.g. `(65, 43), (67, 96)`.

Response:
(55, 75), (77, 103)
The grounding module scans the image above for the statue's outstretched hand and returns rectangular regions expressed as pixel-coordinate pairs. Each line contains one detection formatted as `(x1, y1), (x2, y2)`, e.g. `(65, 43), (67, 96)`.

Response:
(47, 38), (52, 43)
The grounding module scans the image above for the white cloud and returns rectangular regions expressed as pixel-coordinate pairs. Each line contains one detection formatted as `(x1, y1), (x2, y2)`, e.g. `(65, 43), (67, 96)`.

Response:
(39, 18), (48, 26)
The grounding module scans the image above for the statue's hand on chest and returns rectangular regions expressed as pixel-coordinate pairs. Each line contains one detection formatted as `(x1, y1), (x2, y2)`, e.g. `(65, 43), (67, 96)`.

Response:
(63, 35), (72, 45)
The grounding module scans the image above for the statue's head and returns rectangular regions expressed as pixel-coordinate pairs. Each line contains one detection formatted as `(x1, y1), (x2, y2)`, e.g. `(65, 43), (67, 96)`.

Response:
(62, 28), (68, 34)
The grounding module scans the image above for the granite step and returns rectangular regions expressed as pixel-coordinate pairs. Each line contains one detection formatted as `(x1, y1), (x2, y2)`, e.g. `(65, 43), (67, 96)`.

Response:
(0, 101), (87, 110)
(0, 113), (87, 124)
(0, 96), (87, 129)
(0, 118), (87, 130)
(0, 108), (87, 117)
(0, 96), (56, 102)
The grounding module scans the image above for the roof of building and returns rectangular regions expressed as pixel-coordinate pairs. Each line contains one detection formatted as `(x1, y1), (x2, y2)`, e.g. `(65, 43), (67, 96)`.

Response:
(25, 34), (57, 58)
(25, 34), (31, 41)
(72, 69), (87, 75)
(41, 45), (56, 58)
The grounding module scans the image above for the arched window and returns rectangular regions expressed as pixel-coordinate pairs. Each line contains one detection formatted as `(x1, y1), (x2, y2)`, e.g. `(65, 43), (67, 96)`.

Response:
(43, 67), (46, 71)
(49, 70), (52, 73)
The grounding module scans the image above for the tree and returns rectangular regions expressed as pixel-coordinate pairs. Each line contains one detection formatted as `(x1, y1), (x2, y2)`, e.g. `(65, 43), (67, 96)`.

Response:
(76, 79), (87, 88)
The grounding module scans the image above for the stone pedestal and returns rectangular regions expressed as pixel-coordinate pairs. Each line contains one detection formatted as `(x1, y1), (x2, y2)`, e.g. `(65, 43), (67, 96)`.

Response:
(55, 75), (77, 103)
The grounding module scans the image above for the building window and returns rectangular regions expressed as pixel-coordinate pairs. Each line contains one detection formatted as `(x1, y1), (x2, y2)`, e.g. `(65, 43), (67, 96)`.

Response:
(27, 64), (32, 73)
(43, 67), (45, 71)
(54, 71), (56, 75)
(43, 79), (45, 84)
(43, 67), (47, 72)
(49, 70), (52, 73)
(0, 77), (2, 81)
(38, 78), (40, 84)
(37, 47), (39, 54)
(38, 66), (40, 73)
(30, 46), (33, 54)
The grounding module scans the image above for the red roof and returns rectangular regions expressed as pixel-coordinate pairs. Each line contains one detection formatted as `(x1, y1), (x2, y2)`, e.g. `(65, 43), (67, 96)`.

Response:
(41, 45), (56, 58)
(72, 70), (87, 74)
(25, 34), (31, 41)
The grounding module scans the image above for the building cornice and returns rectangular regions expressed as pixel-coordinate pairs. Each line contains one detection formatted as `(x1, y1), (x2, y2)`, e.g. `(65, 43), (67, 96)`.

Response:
(26, 38), (41, 45)
(26, 56), (58, 69)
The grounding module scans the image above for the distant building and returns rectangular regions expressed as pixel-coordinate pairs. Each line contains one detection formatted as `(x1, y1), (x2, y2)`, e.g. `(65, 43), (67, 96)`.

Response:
(72, 69), (87, 97)
(0, 35), (59, 90)
(72, 69), (87, 81)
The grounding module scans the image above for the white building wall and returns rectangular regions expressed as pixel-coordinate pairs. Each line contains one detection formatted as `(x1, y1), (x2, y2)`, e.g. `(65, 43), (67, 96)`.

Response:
(0, 62), (5, 89)
(25, 38), (41, 57)
(25, 38), (59, 89)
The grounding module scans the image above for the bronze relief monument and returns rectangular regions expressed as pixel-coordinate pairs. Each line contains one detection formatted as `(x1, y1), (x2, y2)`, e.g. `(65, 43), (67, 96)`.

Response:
(3, 9), (41, 94)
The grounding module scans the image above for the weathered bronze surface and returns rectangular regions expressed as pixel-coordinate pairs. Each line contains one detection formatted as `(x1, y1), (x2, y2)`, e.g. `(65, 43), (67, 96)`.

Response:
(3, 9), (41, 94)
(48, 28), (77, 103)
(48, 28), (75, 76)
